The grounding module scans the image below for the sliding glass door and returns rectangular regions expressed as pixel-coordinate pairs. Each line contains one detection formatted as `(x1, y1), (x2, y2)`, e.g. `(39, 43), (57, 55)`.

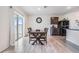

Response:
(14, 14), (23, 40)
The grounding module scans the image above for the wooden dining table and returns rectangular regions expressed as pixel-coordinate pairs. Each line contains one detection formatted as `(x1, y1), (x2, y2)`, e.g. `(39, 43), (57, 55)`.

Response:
(29, 31), (46, 45)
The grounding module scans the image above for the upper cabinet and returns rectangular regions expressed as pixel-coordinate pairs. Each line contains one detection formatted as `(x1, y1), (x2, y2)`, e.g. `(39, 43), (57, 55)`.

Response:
(50, 17), (59, 24)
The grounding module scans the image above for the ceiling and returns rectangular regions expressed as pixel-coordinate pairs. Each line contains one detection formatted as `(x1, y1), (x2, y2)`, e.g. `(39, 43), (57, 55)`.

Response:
(21, 6), (79, 15)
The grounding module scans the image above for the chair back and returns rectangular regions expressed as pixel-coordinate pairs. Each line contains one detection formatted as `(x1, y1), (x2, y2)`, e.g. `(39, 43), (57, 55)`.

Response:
(28, 28), (32, 33)
(36, 29), (40, 32)
(44, 28), (48, 32)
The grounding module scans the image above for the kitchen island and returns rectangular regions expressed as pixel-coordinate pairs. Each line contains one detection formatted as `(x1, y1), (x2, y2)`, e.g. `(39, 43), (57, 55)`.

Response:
(66, 29), (79, 46)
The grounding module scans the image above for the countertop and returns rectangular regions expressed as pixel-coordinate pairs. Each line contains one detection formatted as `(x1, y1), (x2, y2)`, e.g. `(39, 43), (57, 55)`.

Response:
(67, 29), (79, 31)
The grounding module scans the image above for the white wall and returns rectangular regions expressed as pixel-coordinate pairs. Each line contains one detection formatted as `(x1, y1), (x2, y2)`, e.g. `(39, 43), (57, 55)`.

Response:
(25, 16), (29, 34)
(29, 16), (50, 30)
(59, 11), (79, 29)
(0, 7), (10, 52)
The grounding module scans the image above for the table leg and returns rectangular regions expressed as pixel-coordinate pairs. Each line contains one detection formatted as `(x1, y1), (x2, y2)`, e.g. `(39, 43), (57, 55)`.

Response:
(31, 33), (44, 45)
(37, 38), (44, 45)
(32, 38), (44, 45)
(32, 39), (37, 45)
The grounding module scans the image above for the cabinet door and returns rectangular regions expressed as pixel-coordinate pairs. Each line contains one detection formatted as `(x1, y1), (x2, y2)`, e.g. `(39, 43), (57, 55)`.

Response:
(51, 17), (59, 24)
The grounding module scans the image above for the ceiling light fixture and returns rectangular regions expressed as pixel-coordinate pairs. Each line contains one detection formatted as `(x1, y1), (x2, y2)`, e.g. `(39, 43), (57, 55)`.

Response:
(67, 6), (72, 10)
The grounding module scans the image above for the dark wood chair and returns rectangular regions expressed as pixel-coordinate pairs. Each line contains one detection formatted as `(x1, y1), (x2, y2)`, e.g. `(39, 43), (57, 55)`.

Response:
(41, 28), (48, 44)
(28, 28), (35, 44)
(28, 28), (32, 33)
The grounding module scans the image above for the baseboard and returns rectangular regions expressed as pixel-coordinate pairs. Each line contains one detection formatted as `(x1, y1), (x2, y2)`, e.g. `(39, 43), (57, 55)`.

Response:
(0, 46), (10, 53)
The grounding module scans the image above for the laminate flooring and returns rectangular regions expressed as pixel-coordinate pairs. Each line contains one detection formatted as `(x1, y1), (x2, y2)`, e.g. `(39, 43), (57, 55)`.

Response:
(2, 36), (79, 53)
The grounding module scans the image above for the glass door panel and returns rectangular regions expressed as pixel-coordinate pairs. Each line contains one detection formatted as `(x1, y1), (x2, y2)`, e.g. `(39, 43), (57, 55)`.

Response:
(18, 16), (23, 39)
(14, 14), (23, 40)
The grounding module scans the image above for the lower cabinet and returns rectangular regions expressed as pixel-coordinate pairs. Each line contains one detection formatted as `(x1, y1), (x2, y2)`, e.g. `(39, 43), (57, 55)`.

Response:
(50, 27), (59, 35)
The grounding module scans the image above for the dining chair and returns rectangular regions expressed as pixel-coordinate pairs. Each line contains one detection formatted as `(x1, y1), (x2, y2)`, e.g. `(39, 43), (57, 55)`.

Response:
(41, 28), (48, 44)
(44, 28), (48, 32)
(28, 28), (32, 33)
(28, 28), (35, 44)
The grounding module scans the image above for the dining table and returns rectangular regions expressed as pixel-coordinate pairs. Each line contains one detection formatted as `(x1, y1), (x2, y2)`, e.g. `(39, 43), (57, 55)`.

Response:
(29, 30), (46, 45)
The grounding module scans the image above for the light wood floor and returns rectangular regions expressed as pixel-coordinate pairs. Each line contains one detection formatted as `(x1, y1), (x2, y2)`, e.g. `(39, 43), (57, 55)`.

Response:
(2, 36), (79, 53)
